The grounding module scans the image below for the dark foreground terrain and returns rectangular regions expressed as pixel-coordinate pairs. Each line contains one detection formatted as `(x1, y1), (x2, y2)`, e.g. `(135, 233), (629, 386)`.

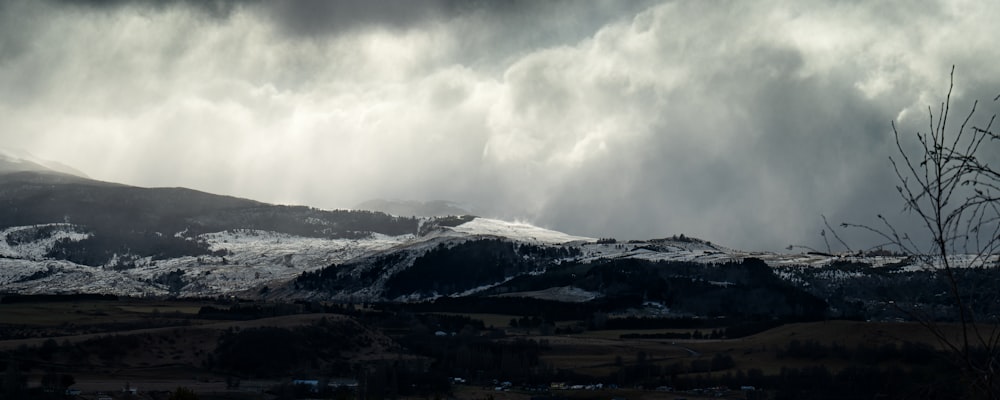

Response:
(0, 295), (985, 400)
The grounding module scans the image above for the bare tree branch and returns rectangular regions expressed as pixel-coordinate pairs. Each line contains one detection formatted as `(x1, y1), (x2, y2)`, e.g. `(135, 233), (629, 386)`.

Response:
(834, 66), (1000, 398)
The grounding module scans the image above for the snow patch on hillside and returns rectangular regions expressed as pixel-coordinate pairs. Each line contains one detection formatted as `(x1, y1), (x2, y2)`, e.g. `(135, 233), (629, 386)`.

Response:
(3, 215), (996, 300)
(0, 227), (418, 297)
(121, 230), (418, 296)
(0, 224), (91, 260)
(450, 218), (593, 244)
(574, 242), (739, 264)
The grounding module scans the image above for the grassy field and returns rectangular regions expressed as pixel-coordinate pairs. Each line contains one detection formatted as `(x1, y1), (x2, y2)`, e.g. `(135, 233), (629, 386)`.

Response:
(431, 312), (584, 332)
(573, 328), (706, 340)
(539, 335), (694, 376)
(529, 320), (986, 378)
(431, 312), (521, 329)
(1, 299), (987, 399)
(114, 303), (204, 315)
(0, 300), (204, 326)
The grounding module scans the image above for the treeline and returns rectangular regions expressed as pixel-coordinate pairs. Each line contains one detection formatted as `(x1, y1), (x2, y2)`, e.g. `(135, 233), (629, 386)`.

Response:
(48, 231), (220, 267)
(385, 239), (577, 298)
(45, 206), (419, 267)
(609, 352), (737, 388)
(399, 295), (643, 322)
(490, 258), (828, 320)
(666, 364), (962, 400)
(295, 239), (579, 299)
(601, 315), (765, 329)
(193, 206), (419, 239)
(416, 215), (476, 235)
(210, 318), (369, 377)
(777, 339), (937, 364)
(295, 253), (408, 293)
(600, 341), (968, 399)
(0, 293), (118, 304)
(778, 260), (1000, 321)
(196, 300), (369, 320)
(383, 312), (564, 386)
(3, 224), (86, 246)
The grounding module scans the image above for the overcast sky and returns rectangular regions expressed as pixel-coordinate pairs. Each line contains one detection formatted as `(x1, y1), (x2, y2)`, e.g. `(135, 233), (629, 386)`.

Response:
(2, 0), (999, 251)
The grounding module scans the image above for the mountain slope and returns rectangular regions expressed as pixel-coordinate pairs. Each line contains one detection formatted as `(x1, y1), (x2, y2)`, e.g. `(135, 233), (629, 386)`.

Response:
(0, 155), (424, 295)
(2, 153), (997, 323)
(0, 169), (419, 268)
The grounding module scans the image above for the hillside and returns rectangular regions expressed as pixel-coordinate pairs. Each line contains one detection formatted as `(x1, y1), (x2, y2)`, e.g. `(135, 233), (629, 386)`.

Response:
(0, 155), (998, 323)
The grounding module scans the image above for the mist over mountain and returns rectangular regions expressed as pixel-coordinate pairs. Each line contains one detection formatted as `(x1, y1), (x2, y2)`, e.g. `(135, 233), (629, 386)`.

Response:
(0, 148), (89, 178)
(355, 199), (472, 218)
(0, 151), (997, 324)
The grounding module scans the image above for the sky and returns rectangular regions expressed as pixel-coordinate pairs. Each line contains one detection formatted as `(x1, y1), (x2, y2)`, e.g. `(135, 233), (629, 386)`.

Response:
(1, 0), (999, 251)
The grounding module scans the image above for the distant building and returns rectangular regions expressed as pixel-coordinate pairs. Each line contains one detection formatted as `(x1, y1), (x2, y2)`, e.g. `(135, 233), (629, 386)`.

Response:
(293, 379), (321, 393)
(328, 378), (359, 390)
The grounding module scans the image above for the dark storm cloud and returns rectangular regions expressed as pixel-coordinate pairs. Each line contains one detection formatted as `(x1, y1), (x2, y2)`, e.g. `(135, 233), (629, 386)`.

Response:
(535, 53), (906, 247)
(259, 0), (658, 37)
(1, 0), (999, 250)
(49, 0), (248, 18)
(262, 0), (452, 35)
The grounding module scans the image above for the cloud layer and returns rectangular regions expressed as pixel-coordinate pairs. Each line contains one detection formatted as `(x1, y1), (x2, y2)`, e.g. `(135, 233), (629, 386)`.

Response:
(2, 0), (999, 250)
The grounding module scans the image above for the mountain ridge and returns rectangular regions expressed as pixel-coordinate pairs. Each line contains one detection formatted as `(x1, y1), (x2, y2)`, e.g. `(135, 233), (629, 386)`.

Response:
(1, 155), (998, 322)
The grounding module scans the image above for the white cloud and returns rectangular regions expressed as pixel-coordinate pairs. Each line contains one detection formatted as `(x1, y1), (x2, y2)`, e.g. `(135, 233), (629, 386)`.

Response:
(1, 0), (999, 250)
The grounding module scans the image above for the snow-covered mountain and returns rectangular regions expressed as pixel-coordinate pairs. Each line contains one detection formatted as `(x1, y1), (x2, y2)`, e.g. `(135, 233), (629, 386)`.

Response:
(0, 212), (591, 297)
(2, 153), (997, 323)
(0, 186), (977, 301)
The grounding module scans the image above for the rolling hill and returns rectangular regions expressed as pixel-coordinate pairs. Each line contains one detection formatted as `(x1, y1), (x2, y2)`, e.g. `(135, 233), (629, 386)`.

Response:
(1, 151), (998, 323)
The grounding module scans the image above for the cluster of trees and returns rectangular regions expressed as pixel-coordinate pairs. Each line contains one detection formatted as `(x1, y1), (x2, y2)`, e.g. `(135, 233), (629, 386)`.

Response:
(396, 321), (550, 384)
(416, 215), (476, 235)
(594, 341), (964, 398)
(194, 206), (419, 239)
(295, 253), (407, 293)
(611, 352), (736, 387)
(620, 329), (725, 340)
(196, 302), (311, 320)
(0, 293), (117, 304)
(47, 231), (218, 267)
(777, 339), (937, 365)
(666, 364), (961, 400)
(2, 224), (85, 247)
(296, 238), (582, 300)
(503, 257), (828, 319)
(645, 234), (712, 246)
(384, 239), (570, 298)
(210, 318), (369, 377)
(778, 260), (1000, 321)
(401, 295), (641, 322)
(153, 269), (188, 294)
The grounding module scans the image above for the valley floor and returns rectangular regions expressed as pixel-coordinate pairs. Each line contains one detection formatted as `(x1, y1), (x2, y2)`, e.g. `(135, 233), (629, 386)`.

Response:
(0, 298), (988, 399)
